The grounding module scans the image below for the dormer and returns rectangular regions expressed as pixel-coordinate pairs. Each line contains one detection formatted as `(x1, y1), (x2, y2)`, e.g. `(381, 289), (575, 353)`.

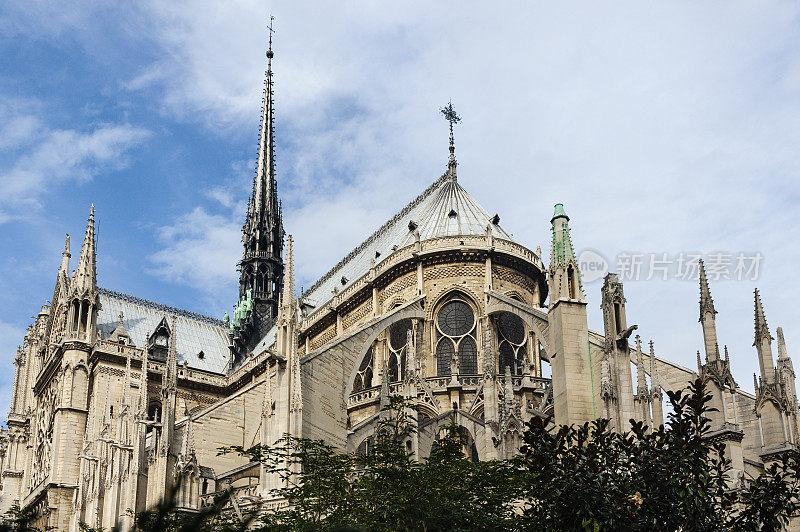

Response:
(147, 316), (171, 362)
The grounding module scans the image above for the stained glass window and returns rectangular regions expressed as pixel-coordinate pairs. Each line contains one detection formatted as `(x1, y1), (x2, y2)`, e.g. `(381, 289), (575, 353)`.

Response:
(438, 301), (475, 337)
(437, 339), (454, 376)
(459, 336), (478, 375)
(435, 296), (477, 376)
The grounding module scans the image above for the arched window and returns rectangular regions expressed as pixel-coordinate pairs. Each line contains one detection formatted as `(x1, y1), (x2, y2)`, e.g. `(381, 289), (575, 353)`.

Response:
(567, 265), (576, 299)
(353, 346), (374, 393)
(435, 297), (477, 376)
(148, 402), (161, 423)
(388, 320), (412, 382)
(495, 312), (526, 375)
(357, 436), (374, 457)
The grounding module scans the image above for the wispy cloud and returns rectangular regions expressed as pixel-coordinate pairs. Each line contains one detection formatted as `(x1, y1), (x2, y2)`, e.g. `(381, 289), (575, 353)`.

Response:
(148, 205), (242, 299)
(131, 1), (800, 390)
(0, 102), (150, 222)
(2, 1), (800, 394)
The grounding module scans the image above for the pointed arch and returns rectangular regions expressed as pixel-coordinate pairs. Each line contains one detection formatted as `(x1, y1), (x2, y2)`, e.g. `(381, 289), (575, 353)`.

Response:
(71, 364), (89, 410)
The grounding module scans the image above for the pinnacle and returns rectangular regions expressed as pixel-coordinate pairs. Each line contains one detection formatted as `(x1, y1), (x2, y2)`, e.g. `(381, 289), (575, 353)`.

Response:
(551, 203), (569, 223)
(753, 288), (771, 346)
(60, 233), (71, 273)
(281, 235), (295, 310)
(649, 340), (658, 391)
(698, 259), (716, 318)
(777, 326), (789, 360)
(73, 204), (97, 295)
(635, 335), (647, 391)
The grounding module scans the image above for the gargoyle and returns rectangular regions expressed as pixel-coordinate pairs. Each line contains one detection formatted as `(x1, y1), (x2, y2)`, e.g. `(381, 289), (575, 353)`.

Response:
(616, 324), (638, 341)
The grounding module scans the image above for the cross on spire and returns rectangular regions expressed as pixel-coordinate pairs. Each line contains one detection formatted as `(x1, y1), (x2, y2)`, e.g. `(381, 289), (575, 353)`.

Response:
(267, 15), (275, 58)
(440, 101), (460, 180)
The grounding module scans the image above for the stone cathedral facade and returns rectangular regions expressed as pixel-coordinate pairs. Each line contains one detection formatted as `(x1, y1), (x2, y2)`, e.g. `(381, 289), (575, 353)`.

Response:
(0, 42), (798, 531)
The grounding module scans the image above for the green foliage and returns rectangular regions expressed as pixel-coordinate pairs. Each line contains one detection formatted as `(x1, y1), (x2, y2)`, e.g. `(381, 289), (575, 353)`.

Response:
(6, 379), (799, 531)
(519, 377), (800, 531)
(226, 396), (520, 531)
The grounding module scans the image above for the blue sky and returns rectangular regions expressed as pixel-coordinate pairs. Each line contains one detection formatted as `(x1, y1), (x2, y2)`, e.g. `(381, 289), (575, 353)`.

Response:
(1, 1), (799, 416)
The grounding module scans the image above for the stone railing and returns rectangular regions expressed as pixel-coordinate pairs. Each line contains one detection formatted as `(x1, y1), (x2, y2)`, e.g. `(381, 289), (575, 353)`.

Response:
(347, 387), (381, 408)
(96, 340), (143, 358)
(347, 373), (553, 409)
(302, 235), (542, 331)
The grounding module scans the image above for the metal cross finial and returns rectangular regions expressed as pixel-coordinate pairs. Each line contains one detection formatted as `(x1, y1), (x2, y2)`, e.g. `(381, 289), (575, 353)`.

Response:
(267, 16), (275, 57)
(440, 100), (461, 129)
(440, 100), (460, 162)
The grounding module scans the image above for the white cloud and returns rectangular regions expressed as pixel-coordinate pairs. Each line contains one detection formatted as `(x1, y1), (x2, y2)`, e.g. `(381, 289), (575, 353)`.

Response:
(111, 1), (800, 390)
(0, 103), (150, 222)
(147, 205), (242, 299)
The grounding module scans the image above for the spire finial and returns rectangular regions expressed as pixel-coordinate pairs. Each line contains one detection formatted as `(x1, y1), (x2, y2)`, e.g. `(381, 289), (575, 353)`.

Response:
(267, 15), (274, 59)
(440, 100), (460, 180)
(118, 312), (124, 326)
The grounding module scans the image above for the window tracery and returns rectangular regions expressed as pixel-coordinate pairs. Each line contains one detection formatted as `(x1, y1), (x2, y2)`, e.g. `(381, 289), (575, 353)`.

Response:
(435, 297), (477, 376)
(353, 346), (374, 393)
(388, 319), (412, 382)
(495, 312), (526, 375)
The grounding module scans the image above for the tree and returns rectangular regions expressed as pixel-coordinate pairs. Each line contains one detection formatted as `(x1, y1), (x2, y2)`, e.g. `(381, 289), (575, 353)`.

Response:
(225, 396), (520, 531)
(13, 378), (796, 531)
(519, 377), (800, 531)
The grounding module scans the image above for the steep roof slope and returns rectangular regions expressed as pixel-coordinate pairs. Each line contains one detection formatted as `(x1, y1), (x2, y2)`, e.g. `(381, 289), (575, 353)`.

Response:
(301, 174), (513, 309)
(97, 289), (230, 374)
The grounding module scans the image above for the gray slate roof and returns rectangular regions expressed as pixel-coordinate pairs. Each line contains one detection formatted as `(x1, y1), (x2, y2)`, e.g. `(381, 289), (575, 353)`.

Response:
(301, 174), (514, 310)
(97, 289), (230, 374)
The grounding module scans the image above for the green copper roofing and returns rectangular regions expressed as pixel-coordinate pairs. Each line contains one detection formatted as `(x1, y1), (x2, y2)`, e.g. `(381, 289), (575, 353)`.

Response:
(551, 203), (569, 222)
(550, 205), (584, 294)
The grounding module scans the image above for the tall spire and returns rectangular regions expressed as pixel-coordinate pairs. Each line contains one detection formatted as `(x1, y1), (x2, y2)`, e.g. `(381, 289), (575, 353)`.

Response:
(234, 16), (285, 359)
(440, 101), (460, 181)
(73, 205), (97, 295)
(753, 288), (775, 383)
(698, 259), (720, 362)
(250, 16), (279, 230)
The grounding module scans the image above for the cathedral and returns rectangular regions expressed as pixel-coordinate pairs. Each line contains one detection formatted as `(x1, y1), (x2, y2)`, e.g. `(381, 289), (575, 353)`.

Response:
(0, 37), (798, 532)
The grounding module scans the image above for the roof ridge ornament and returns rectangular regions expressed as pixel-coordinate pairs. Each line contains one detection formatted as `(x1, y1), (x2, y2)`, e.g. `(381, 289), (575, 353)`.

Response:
(440, 100), (460, 182)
